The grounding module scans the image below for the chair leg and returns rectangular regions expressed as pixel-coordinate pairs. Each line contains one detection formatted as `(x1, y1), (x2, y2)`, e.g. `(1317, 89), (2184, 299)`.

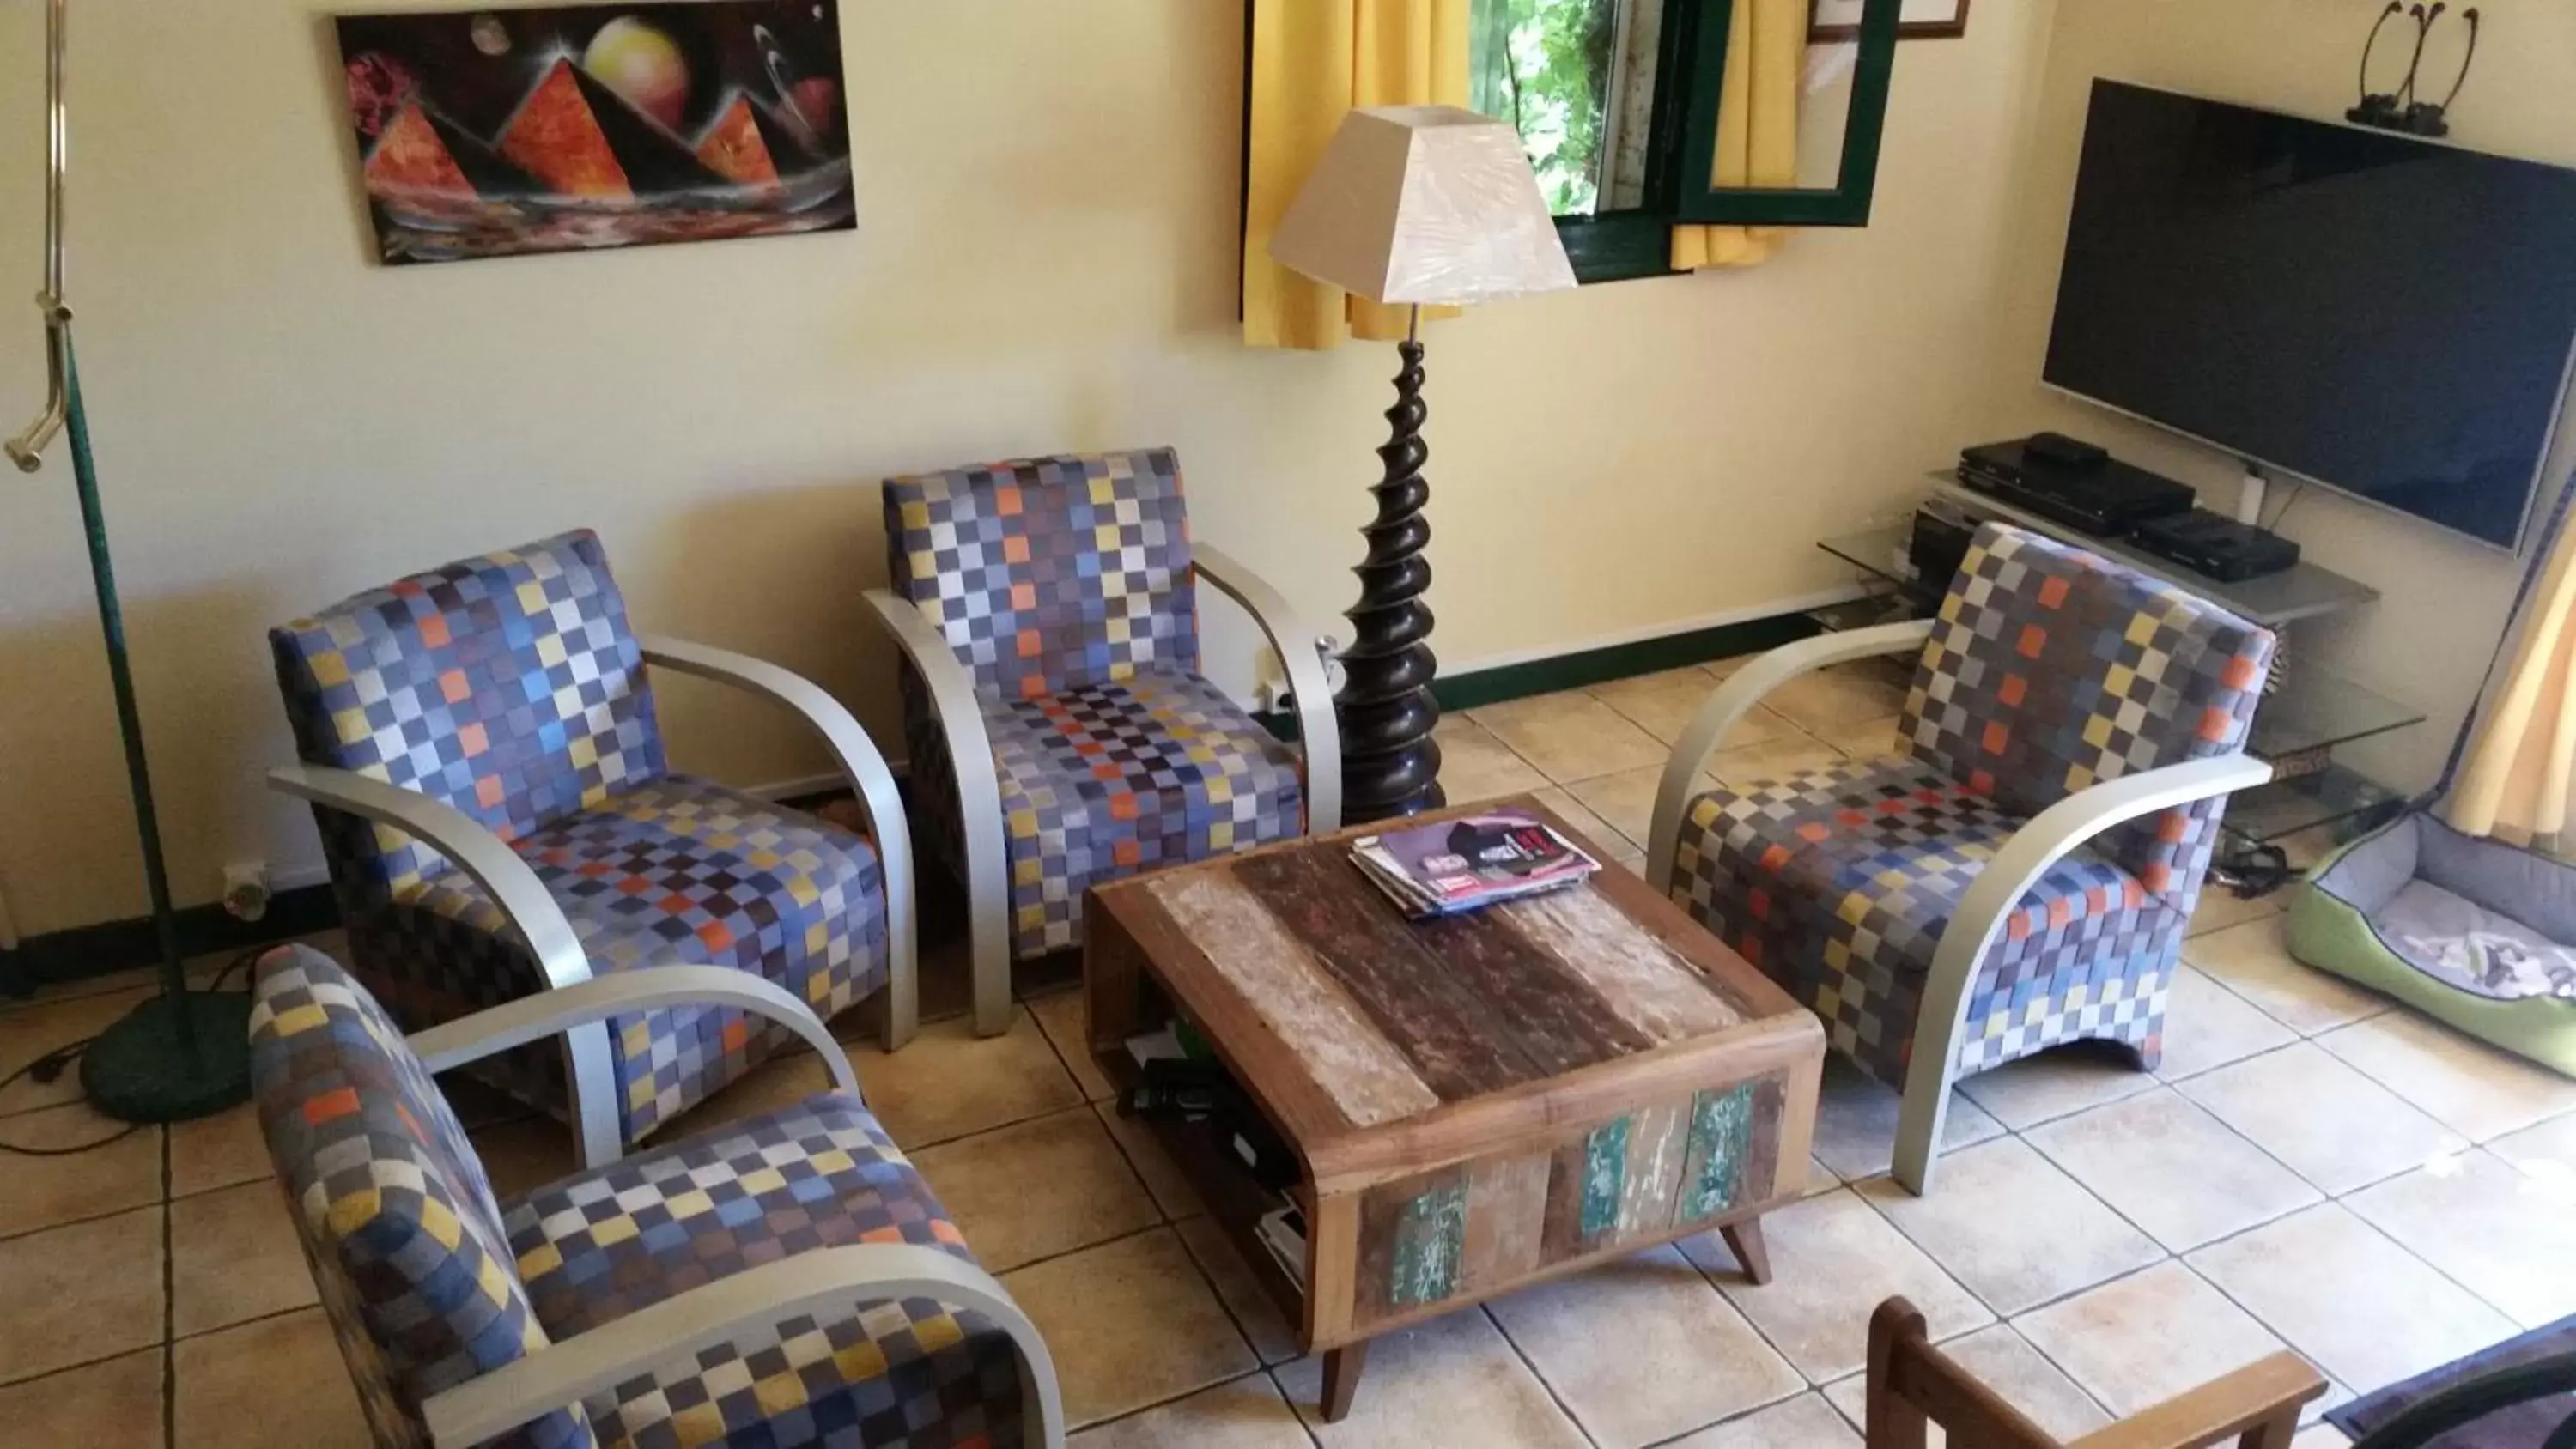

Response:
(962, 809), (1014, 1039)
(878, 876), (919, 1053)
(563, 1019), (625, 1170)
(1891, 1045), (1959, 1197)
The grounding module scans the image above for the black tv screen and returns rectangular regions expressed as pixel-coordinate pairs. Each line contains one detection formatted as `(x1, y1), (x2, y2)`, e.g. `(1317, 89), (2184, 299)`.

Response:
(2044, 80), (2576, 549)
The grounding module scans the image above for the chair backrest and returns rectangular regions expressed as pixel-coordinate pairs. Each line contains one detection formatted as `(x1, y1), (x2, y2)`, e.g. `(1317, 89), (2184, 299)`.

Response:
(883, 448), (1200, 701)
(270, 529), (665, 900)
(248, 944), (592, 1449)
(1900, 523), (2275, 912)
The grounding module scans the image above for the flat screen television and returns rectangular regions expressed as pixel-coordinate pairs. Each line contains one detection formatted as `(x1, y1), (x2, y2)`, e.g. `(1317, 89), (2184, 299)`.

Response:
(2044, 80), (2576, 550)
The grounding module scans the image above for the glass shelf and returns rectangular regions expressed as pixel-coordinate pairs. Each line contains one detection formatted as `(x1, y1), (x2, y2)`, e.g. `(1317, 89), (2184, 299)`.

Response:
(1818, 527), (1934, 599)
(2222, 764), (2407, 847)
(2247, 669), (2426, 761)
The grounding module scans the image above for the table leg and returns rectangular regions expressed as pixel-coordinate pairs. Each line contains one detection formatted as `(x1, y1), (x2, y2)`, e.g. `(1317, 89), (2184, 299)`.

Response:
(1721, 1219), (1772, 1285)
(1321, 1340), (1370, 1422)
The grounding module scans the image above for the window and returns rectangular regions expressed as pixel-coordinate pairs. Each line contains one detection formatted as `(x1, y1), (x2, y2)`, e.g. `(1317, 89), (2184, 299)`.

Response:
(1467, 0), (1905, 284)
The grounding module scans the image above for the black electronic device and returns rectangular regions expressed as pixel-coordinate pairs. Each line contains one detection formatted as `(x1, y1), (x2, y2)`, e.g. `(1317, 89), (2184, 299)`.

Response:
(1909, 503), (1976, 591)
(2129, 509), (2305, 583)
(1958, 438), (2196, 537)
(2026, 431), (2108, 469)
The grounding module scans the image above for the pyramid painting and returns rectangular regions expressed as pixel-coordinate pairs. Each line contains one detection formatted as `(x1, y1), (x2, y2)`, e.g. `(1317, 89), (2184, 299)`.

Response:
(334, 1), (850, 264)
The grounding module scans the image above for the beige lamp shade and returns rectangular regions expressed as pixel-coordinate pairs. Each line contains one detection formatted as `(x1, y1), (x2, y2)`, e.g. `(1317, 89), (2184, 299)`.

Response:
(1270, 106), (1577, 307)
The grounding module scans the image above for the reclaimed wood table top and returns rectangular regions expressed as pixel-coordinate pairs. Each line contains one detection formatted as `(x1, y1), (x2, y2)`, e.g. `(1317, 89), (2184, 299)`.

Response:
(1086, 797), (1822, 1197)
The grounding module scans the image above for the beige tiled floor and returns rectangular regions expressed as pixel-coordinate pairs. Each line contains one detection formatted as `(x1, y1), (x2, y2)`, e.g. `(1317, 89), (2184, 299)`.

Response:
(7, 662), (2575, 1447)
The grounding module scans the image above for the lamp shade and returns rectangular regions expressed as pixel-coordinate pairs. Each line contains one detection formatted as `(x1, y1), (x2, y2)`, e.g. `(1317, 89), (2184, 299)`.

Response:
(1270, 105), (1577, 307)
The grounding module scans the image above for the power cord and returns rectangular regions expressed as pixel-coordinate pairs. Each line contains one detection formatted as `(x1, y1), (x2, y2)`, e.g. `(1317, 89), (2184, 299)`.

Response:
(0, 945), (264, 1157)
(2262, 479), (2308, 533)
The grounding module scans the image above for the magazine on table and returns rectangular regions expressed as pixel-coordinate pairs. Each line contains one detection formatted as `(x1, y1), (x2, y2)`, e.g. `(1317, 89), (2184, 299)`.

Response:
(1350, 807), (1599, 918)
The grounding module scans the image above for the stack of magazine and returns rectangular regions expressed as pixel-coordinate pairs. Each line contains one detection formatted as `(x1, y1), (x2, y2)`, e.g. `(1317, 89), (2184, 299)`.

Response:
(1352, 807), (1599, 918)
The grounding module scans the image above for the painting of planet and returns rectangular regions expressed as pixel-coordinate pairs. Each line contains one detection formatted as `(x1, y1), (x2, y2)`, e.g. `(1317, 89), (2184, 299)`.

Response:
(333, 1), (851, 264)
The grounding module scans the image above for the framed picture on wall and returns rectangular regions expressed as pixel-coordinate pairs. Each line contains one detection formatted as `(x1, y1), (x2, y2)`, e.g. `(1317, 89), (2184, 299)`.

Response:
(1811, 0), (1967, 40)
(332, 0), (853, 264)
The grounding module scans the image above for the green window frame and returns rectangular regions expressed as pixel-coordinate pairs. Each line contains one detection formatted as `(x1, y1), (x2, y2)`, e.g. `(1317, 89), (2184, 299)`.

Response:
(1543, 0), (1905, 283)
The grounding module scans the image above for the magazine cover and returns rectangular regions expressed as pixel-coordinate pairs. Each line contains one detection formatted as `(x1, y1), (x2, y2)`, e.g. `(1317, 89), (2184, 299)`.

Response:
(1352, 808), (1597, 916)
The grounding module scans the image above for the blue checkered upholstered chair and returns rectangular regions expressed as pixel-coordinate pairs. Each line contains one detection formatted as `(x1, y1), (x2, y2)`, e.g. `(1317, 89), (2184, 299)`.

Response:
(247, 943), (1063, 1449)
(865, 449), (1341, 1035)
(1647, 524), (2276, 1194)
(269, 530), (917, 1170)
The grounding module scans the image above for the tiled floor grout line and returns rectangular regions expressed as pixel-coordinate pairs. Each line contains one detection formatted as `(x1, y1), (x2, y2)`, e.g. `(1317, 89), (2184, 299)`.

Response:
(158, 1122), (177, 1449)
(1479, 1301), (1605, 1448)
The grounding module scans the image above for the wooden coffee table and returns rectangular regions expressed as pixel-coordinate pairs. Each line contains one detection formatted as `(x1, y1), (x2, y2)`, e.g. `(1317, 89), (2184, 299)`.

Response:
(1083, 797), (1824, 1421)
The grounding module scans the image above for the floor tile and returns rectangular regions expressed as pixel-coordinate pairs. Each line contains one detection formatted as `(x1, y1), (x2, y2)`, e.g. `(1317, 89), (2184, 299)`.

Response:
(2317, 1010), (2576, 1143)
(0, 1204), (162, 1385)
(1666, 1392), (1861, 1448)
(852, 1006), (1083, 1149)
(911, 1108), (1158, 1273)
(1002, 1228), (1255, 1428)
(468, 1113), (580, 1201)
(1275, 1308), (1587, 1447)
(171, 1100), (274, 1197)
(0, 986), (153, 1116)
(1688, 1188), (1990, 1381)
(1176, 1216), (1303, 1365)
(1067, 1371), (1310, 1448)
(1759, 662), (1912, 732)
(1434, 715), (1550, 804)
(173, 1306), (372, 1448)
(1531, 785), (1633, 856)
(2026, 1086), (2318, 1252)
(1856, 1137), (2161, 1315)
(2346, 1148), (2576, 1330)
(1487, 1244), (1801, 1447)
(0, 1104), (161, 1239)
(2189, 887), (2287, 938)
(1955, 1042), (2160, 1130)
(1468, 692), (1668, 784)
(1565, 766), (1699, 855)
(1807, 1056), (2005, 1183)
(2489, 1106), (2576, 1185)
(2183, 919), (2388, 1035)
(1820, 1325), (2111, 1444)
(1611, 848), (1647, 878)
(2154, 967), (2298, 1082)
(1095, 1102), (1204, 1219)
(1810, 715), (1907, 764)
(1589, 666), (1787, 747)
(1706, 734), (1847, 788)
(2175, 1041), (2464, 1194)
(2013, 1261), (2290, 1418)
(173, 1178), (318, 1337)
(2293, 1427), (2351, 1448)
(2187, 1203), (2515, 1394)
(1028, 988), (1115, 1102)
(0, 1347), (161, 1446)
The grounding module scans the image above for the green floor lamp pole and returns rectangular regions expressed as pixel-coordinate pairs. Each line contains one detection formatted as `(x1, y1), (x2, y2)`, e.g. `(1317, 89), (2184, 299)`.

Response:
(10, 0), (249, 1121)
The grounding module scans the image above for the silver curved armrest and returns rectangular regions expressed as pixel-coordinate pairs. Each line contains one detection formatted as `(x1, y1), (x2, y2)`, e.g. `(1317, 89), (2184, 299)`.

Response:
(406, 964), (862, 1100)
(638, 634), (918, 1050)
(1647, 621), (1934, 886)
(1891, 749), (2273, 1194)
(863, 590), (1013, 1037)
(268, 762), (623, 1167)
(421, 1242), (1066, 1449)
(1192, 544), (1341, 834)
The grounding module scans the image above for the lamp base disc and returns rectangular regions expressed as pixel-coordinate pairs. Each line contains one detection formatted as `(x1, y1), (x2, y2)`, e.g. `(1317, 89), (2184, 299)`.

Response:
(79, 991), (255, 1123)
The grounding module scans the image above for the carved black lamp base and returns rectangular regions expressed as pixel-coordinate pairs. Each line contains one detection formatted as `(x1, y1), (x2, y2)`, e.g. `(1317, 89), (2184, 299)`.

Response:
(1335, 330), (1444, 823)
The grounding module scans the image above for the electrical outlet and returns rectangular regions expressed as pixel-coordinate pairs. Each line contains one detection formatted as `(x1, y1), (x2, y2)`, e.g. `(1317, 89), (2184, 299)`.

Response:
(223, 861), (271, 923)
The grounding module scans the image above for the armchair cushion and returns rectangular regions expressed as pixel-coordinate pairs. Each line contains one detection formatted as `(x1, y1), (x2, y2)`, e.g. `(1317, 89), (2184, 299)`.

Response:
(386, 776), (889, 1140)
(505, 1094), (1022, 1449)
(1674, 757), (2184, 1088)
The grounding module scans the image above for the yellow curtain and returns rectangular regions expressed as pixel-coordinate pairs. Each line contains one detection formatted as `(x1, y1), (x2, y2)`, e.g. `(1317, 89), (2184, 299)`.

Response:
(1671, 0), (1803, 271)
(2448, 524), (2576, 845)
(1243, 0), (1471, 349)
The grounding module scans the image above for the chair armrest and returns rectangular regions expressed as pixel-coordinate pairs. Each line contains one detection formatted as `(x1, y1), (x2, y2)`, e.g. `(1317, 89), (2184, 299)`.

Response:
(420, 1242), (1066, 1449)
(267, 764), (592, 992)
(636, 634), (918, 1046)
(1892, 750), (2273, 1191)
(1647, 621), (1935, 885)
(404, 964), (862, 1100)
(1192, 544), (1341, 834)
(2067, 1351), (2324, 1449)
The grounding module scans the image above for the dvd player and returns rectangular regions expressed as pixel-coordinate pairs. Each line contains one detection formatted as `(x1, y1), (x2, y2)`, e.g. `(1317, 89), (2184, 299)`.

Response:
(1957, 438), (2196, 537)
(2129, 509), (2301, 582)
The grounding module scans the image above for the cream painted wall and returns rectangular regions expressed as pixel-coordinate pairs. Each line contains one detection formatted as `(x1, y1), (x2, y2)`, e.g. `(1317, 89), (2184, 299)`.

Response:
(1982, 0), (2576, 799)
(0, 0), (2056, 935)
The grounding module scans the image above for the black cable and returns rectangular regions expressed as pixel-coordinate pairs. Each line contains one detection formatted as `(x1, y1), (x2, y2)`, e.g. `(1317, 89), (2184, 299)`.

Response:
(2358, 1), (2403, 106)
(0, 1034), (141, 1155)
(2400, 3), (2445, 106)
(2434, 7), (2480, 112)
(2262, 480), (2308, 533)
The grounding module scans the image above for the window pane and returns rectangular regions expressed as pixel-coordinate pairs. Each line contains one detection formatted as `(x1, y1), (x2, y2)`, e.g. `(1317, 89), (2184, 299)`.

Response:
(1470, 0), (1667, 218)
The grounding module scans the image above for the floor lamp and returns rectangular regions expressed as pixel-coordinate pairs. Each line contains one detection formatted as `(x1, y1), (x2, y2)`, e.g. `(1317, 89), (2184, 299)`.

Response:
(1269, 106), (1577, 822)
(9, 0), (251, 1120)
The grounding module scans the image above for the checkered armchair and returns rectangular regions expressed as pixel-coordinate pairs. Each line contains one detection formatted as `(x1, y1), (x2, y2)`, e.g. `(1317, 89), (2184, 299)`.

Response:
(1647, 524), (2275, 1194)
(247, 944), (1063, 1449)
(865, 449), (1340, 1034)
(269, 530), (916, 1170)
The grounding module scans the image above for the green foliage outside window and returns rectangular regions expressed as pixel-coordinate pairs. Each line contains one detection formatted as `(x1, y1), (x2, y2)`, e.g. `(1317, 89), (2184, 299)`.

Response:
(1470, 0), (1619, 216)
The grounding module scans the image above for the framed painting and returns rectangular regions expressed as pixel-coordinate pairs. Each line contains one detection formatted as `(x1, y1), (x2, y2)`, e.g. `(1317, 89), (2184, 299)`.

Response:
(1811, 0), (1966, 40)
(334, 1), (852, 264)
